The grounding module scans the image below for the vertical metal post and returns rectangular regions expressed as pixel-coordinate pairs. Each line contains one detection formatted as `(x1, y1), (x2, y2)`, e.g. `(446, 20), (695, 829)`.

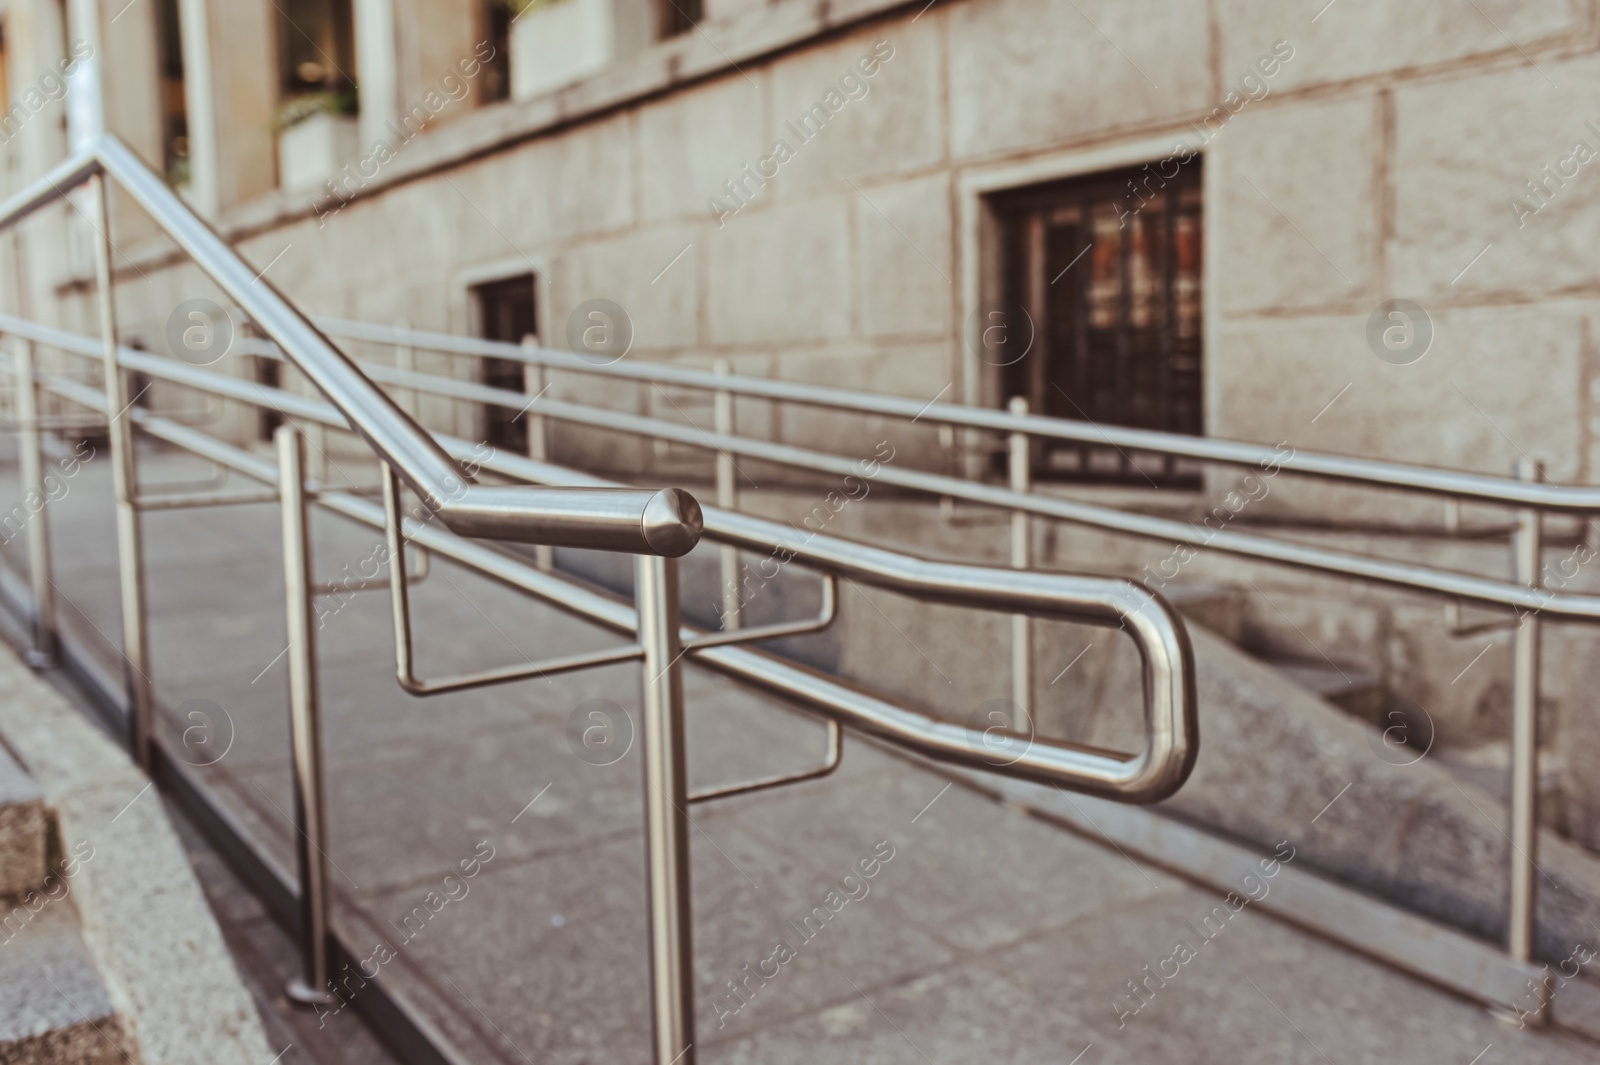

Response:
(522, 335), (552, 572)
(713, 359), (740, 630)
(1509, 458), (1543, 966)
(65, 0), (105, 151)
(13, 336), (56, 667)
(636, 554), (696, 1065)
(278, 426), (336, 1008)
(88, 174), (155, 767)
(395, 319), (418, 416)
(1008, 396), (1032, 734)
(306, 421), (328, 484)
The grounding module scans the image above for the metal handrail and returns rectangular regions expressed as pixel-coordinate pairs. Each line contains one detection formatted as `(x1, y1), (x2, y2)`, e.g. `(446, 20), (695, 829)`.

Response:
(0, 138), (703, 557)
(310, 316), (1600, 513)
(19, 344), (1198, 802)
(21, 314), (1588, 621)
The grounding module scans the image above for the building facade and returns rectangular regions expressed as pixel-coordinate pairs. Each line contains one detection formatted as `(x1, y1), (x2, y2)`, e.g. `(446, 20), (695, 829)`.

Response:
(0, 0), (1590, 477)
(4, 0), (1600, 842)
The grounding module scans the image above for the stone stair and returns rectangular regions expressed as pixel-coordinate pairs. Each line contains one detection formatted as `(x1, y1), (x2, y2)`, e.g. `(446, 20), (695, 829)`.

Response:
(0, 741), (47, 902)
(0, 629), (276, 1065)
(0, 746), (135, 1065)
(1256, 657), (1386, 723)
(0, 906), (133, 1064)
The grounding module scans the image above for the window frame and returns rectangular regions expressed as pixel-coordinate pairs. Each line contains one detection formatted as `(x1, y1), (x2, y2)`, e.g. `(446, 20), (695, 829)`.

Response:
(989, 160), (1204, 485)
(957, 133), (1218, 491)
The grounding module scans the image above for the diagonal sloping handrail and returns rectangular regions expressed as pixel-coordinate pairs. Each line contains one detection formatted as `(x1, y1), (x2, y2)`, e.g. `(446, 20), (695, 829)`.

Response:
(0, 136), (701, 556)
(314, 316), (1600, 512)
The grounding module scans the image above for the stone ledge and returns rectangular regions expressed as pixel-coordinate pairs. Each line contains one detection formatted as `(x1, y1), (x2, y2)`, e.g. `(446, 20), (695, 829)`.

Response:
(0, 649), (274, 1065)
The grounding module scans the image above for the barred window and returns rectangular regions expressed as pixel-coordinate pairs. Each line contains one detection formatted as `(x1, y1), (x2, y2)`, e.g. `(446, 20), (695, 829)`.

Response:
(990, 159), (1204, 486)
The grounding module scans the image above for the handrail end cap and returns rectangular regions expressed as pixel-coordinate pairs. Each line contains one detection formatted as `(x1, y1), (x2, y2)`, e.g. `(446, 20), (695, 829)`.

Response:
(642, 488), (703, 557)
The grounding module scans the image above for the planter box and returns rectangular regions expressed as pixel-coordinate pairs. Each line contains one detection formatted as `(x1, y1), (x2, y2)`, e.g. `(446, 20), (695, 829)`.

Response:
(510, 0), (655, 100)
(277, 111), (358, 193)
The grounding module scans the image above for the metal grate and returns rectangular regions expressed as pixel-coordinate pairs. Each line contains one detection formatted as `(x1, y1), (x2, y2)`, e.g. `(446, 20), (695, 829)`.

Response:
(994, 160), (1204, 486)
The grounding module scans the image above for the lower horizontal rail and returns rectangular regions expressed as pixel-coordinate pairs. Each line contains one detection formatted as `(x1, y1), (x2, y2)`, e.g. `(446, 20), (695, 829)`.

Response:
(133, 488), (280, 510)
(687, 718), (841, 803)
(399, 642), (645, 696)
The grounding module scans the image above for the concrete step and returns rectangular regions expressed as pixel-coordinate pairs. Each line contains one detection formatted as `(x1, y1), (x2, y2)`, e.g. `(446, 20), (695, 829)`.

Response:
(1434, 740), (1570, 835)
(1157, 582), (1247, 644)
(0, 739), (48, 902)
(0, 904), (135, 1064)
(1258, 656), (1387, 724)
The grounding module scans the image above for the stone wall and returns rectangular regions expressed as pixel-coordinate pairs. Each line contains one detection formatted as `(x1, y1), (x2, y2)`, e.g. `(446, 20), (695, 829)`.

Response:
(21, 0), (1593, 483)
(15, 0), (1600, 831)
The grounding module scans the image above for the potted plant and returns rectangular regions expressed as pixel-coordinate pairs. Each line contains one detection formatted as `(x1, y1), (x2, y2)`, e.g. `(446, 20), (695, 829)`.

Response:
(500, 0), (655, 100)
(273, 89), (359, 193)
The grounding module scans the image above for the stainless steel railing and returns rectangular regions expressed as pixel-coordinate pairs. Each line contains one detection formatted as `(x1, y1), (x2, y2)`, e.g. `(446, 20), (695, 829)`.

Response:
(0, 137), (1198, 1065)
(224, 313), (1595, 1010)
(4, 316), (1198, 800)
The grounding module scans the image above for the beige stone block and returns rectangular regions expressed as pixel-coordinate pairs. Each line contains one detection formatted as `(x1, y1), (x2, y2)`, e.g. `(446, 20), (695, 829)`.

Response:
(404, 0), (486, 110)
(770, 342), (954, 464)
(1214, 309), (1582, 482)
(562, 226), (700, 351)
(186, 0), (279, 212)
(767, 21), (943, 198)
(637, 73), (769, 224)
(852, 173), (953, 340)
(705, 196), (852, 345)
(1214, 94), (1380, 313)
(1215, 0), (1580, 97)
(410, 117), (628, 250)
(704, 0), (765, 21)
(331, 114), (635, 263)
(1393, 55), (1600, 300)
(948, 0), (1210, 160)
(774, 340), (954, 400)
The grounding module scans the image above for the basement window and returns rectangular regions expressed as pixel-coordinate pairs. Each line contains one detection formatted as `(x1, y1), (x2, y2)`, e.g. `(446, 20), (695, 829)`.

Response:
(988, 158), (1204, 486)
(473, 273), (537, 454)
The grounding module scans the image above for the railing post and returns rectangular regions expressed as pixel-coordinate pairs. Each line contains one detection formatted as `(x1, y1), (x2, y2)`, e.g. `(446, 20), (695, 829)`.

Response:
(714, 358), (740, 630)
(306, 421), (328, 485)
(12, 335), (55, 667)
(87, 173), (155, 767)
(636, 554), (696, 1065)
(65, 0), (105, 151)
(277, 425), (337, 1008)
(395, 318), (418, 417)
(1008, 396), (1032, 734)
(1509, 458), (1543, 969)
(522, 334), (552, 571)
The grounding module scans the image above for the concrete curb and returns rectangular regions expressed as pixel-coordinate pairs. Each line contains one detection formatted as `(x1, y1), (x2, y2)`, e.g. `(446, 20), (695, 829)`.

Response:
(0, 650), (274, 1065)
